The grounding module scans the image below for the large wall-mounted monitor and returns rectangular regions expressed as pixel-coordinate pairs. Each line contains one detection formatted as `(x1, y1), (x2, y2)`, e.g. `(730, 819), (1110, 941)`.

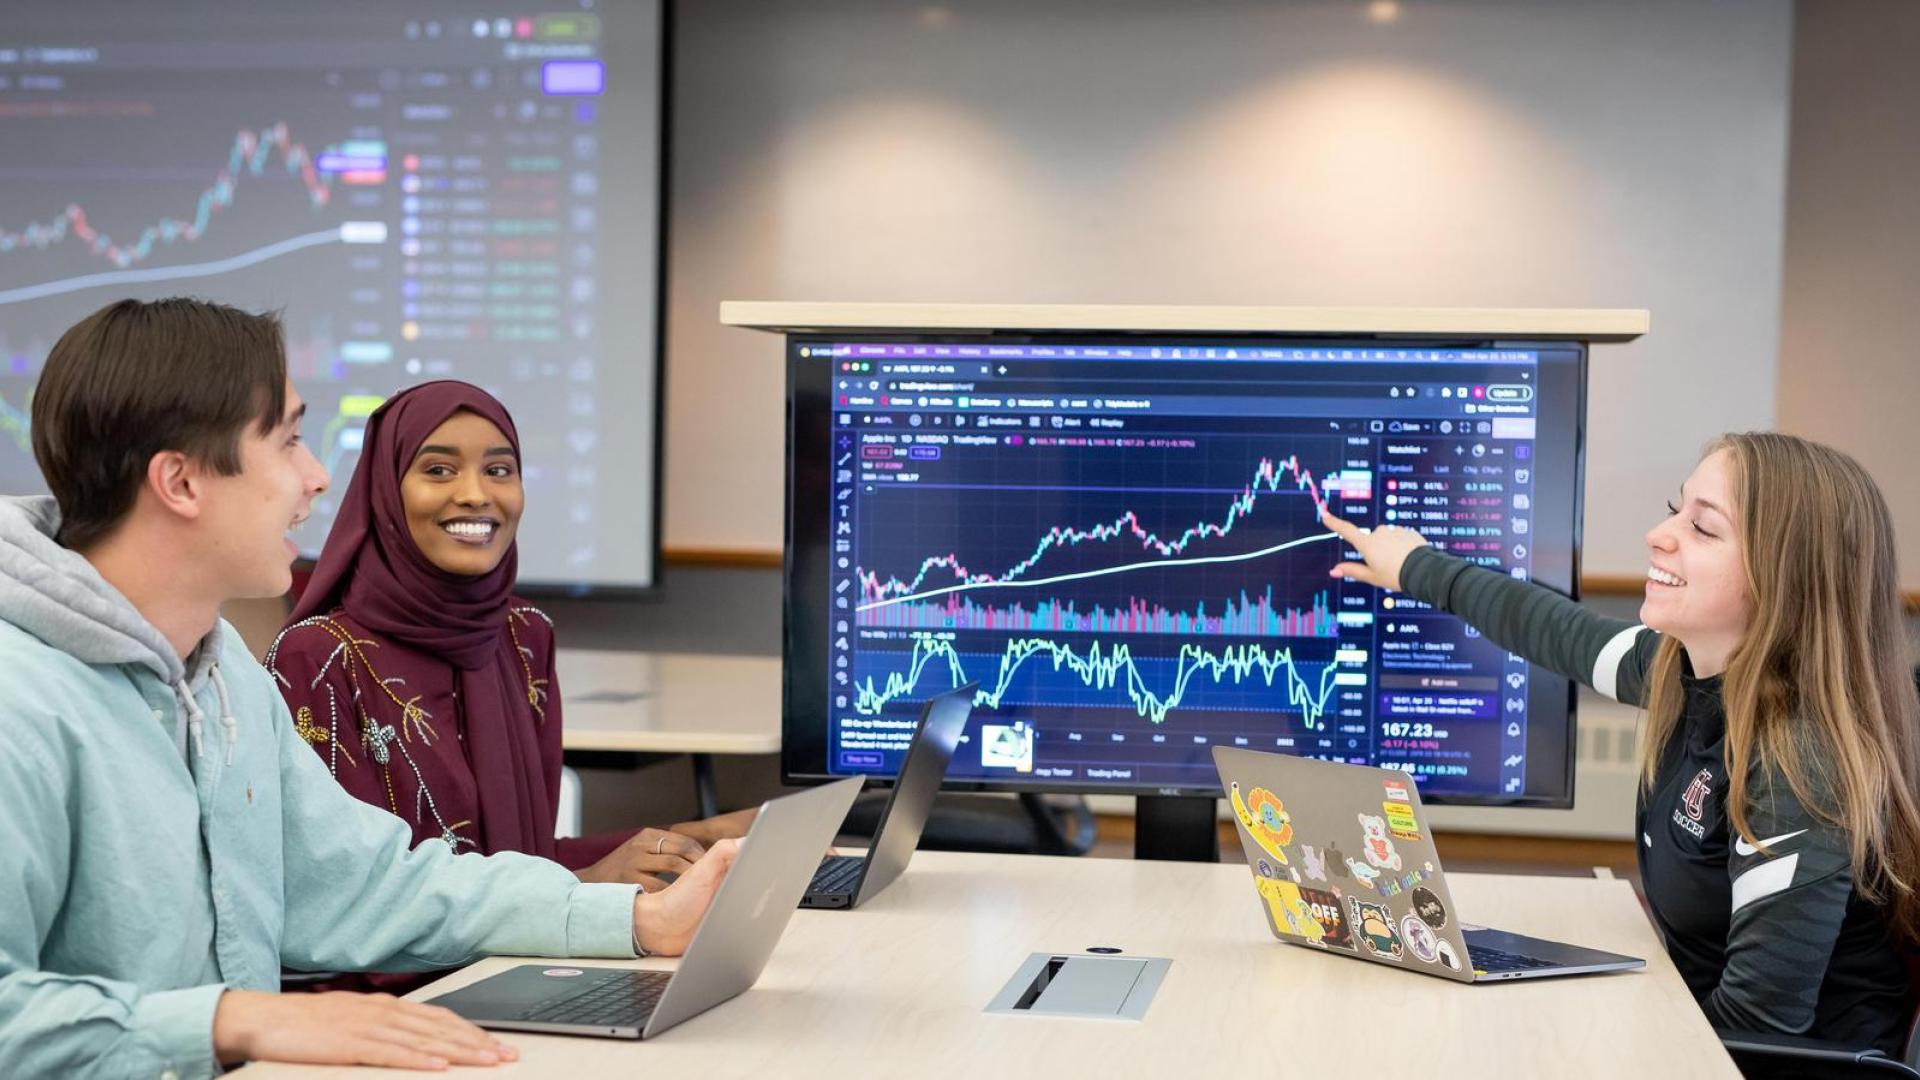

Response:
(781, 322), (1598, 809)
(0, 0), (664, 592)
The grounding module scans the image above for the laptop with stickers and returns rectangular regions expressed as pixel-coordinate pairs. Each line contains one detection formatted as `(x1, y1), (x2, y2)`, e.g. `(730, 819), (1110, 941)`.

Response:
(1212, 747), (1644, 982)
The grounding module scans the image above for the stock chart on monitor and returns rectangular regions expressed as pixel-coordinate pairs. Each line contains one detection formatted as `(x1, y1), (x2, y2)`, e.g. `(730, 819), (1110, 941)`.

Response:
(0, 1), (661, 589)
(786, 335), (1585, 805)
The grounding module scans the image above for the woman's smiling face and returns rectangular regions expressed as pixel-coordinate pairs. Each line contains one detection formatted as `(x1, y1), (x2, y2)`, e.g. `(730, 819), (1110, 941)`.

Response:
(400, 410), (523, 576)
(1641, 448), (1751, 674)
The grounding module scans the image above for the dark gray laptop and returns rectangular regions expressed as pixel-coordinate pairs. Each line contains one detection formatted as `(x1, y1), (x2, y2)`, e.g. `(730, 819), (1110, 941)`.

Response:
(1212, 747), (1643, 983)
(801, 683), (974, 909)
(425, 776), (863, 1039)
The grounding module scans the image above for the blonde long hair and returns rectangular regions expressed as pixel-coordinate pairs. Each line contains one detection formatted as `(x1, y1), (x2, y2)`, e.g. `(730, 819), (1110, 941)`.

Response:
(1639, 433), (1920, 941)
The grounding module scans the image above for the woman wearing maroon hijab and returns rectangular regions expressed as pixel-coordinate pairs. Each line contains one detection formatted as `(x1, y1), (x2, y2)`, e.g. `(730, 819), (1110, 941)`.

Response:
(269, 381), (750, 894)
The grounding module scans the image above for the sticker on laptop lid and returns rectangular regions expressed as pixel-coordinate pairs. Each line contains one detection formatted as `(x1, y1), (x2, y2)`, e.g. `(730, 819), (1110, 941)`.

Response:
(1357, 813), (1404, 872)
(1230, 782), (1293, 864)
(1344, 857), (1382, 890)
(1348, 898), (1403, 960)
(1435, 938), (1462, 972)
(1300, 886), (1356, 951)
(1383, 778), (1411, 802)
(1383, 800), (1420, 841)
(1384, 872), (1428, 899)
(1300, 844), (1329, 882)
(1400, 914), (1440, 964)
(1411, 887), (1448, 929)
(1258, 879), (1324, 944)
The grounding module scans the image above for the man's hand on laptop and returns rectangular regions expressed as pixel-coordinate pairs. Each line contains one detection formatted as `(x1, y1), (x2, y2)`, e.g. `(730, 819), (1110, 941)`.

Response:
(633, 838), (741, 956)
(212, 988), (517, 1069)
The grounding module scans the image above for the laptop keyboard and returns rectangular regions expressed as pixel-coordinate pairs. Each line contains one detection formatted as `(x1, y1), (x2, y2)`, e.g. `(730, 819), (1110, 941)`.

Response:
(809, 855), (864, 896)
(519, 969), (671, 1026)
(1464, 944), (1558, 973)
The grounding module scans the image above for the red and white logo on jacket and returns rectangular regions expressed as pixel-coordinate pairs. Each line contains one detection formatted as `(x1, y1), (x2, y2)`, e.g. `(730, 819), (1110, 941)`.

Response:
(1681, 768), (1713, 822)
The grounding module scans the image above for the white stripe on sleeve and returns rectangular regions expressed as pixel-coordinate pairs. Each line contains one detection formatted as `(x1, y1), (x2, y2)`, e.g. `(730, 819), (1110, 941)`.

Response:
(1591, 625), (1647, 701)
(1731, 853), (1800, 913)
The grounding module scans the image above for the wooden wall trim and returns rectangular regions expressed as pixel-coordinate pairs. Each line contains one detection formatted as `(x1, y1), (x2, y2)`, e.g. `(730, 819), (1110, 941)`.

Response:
(1581, 574), (1647, 598)
(661, 546), (785, 569)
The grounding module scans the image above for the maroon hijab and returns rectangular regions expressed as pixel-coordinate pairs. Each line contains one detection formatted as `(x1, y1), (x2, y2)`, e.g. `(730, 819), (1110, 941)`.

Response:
(290, 380), (555, 857)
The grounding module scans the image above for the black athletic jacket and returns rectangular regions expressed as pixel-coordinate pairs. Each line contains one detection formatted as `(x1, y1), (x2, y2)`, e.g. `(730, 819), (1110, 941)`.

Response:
(1400, 546), (1911, 1053)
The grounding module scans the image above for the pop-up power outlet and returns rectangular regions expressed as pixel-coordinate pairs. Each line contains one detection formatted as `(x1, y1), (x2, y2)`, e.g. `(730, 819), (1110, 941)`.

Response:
(984, 952), (1170, 1021)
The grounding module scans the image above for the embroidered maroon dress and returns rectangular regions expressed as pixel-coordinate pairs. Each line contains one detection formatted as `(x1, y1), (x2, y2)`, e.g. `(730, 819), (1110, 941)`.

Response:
(267, 603), (633, 871)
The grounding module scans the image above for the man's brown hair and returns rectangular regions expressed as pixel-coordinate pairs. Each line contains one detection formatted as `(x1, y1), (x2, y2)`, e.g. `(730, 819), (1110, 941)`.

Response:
(31, 298), (288, 550)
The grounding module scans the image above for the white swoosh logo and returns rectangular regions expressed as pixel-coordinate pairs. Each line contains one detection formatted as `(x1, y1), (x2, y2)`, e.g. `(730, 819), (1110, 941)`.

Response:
(1733, 828), (1808, 857)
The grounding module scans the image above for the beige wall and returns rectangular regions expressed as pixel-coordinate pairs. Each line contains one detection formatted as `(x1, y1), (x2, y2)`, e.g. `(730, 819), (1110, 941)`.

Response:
(1777, 0), (1920, 591)
(661, 0), (1794, 576)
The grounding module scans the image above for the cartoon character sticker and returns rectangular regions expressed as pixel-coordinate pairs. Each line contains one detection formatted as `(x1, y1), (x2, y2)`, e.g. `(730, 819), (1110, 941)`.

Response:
(1300, 844), (1329, 882)
(1358, 813), (1403, 871)
(1344, 857), (1382, 889)
(1231, 781), (1293, 864)
(1400, 914), (1440, 963)
(1411, 887), (1448, 929)
(1347, 898), (1403, 960)
(1435, 938), (1462, 972)
(1300, 887), (1356, 951)
(1257, 878), (1324, 944)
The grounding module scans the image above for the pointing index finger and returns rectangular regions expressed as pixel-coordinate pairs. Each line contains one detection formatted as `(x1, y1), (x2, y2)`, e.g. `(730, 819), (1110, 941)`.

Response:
(1319, 508), (1363, 540)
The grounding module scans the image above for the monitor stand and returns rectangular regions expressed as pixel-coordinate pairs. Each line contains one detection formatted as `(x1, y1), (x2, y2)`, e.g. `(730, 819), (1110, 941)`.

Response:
(840, 790), (1097, 856)
(1134, 795), (1220, 862)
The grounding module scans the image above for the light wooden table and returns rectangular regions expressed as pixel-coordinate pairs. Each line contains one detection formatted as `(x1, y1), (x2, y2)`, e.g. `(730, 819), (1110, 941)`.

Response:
(237, 851), (1734, 1079)
(554, 649), (781, 817)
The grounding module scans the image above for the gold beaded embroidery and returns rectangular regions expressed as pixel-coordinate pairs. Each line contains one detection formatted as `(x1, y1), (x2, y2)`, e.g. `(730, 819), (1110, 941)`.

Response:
(507, 610), (550, 723)
(292, 698), (356, 768)
(293, 705), (328, 745)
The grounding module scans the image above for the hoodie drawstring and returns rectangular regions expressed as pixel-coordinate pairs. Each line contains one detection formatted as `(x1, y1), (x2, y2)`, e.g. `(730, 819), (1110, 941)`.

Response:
(176, 680), (207, 760)
(175, 661), (239, 765)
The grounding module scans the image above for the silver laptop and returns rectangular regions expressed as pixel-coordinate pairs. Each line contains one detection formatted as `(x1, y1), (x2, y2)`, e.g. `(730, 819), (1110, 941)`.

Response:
(426, 776), (863, 1038)
(801, 683), (974, 909)
(1212, 747), (1643, 983)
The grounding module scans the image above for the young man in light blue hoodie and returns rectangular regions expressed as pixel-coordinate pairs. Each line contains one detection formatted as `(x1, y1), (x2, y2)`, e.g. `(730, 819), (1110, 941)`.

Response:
(0, 299), (738, 1077)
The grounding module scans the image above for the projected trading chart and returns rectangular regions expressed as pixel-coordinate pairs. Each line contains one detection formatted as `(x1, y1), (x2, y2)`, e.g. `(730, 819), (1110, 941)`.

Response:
(815, 340), (1550, 798)
(0, 1), (661, 588)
